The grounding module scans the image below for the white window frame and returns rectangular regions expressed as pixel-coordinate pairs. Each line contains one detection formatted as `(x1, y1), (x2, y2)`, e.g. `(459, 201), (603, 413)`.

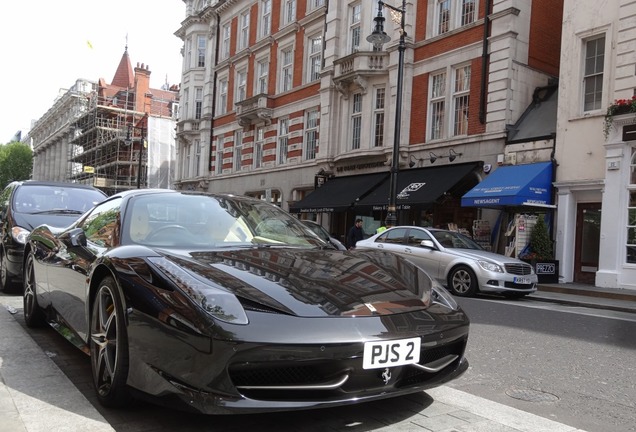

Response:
(254, 126), (264, 169)
(582, 35), (606, 113)
(283, 0), (297, 27)
(239, 10), (250, 51)
(194, 139), (201, 177)
(277, 118), (289, 165)
(217, 78), (228, 115)
(186, 37), (193, 69)
(233, 130), (243, 171)
(432, 0), (479, 37)
(452, 64), (470, 136)
(260, 0), (272, 38)
(197, 35), (206, 67)
(351, 93), (362, 150)
(373, 87), (385, 147)
(429, 72), (446, 140)
(256, 58), (269, 94)
(305, 109), (319, 160)
(183, 88), (189, 119)
(280, 46), (294, 92)
(195, 87), (203, 120)
(236, 68), (247, 103)
(307, 33), (323, 83)
(221, 22), (231, 60)
(184, 143), (191, 178)
(307, 0), (325, 12)
(215, 137), (224, 175)
(349, 3), (361, 54)
(627, 147), (636, 263)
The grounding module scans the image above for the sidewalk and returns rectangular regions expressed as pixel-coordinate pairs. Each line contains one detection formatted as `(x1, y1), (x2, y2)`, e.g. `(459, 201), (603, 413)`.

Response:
(3, 283), (633, 432)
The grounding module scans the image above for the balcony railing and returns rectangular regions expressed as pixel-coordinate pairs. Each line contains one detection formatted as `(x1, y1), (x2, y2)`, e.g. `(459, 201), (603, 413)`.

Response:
(235, 94), (274, 127)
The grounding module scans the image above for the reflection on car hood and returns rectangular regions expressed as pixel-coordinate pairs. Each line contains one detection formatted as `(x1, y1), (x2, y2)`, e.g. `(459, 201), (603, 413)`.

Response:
(447, 248), (525, 264)
(160, 248), (433, 318)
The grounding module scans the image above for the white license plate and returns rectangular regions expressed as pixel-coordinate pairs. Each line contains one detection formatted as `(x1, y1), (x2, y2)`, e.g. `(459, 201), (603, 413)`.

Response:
(362, 337), (421, 370)
(514, 276), (532, 284)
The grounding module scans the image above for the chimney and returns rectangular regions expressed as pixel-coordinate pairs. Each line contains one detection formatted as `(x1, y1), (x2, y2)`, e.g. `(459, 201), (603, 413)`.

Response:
(134, 62), (151, 113)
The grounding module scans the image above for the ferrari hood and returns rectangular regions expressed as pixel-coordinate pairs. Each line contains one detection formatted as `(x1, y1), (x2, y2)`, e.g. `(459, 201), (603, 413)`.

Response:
(160, 248), (433, 318)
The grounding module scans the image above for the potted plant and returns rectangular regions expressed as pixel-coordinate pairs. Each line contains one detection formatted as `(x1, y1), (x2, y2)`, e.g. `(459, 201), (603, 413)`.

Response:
(603, 96), (636, 139)
(520, 217), (559, 283)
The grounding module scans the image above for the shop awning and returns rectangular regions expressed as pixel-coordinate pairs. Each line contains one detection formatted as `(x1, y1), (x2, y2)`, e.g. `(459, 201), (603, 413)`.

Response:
(289, 172), (388, 213)
(355, 162), (480, 210)
(461, 161), (553, 207)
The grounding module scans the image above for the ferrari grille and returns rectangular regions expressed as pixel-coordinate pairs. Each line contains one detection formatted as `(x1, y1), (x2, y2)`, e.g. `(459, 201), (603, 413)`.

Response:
(504, 263), (533, 275)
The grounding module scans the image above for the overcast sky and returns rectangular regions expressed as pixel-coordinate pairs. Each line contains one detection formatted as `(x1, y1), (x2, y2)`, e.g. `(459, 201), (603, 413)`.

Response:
(0, 1), (185, 143)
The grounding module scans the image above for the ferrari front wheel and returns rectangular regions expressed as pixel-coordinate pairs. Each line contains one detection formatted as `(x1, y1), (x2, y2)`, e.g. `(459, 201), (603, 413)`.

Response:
(23, 252), (45, 327)
(90, 277), (131, 407)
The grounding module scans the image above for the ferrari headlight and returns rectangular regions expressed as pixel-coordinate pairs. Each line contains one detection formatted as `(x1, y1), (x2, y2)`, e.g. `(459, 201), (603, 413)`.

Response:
(12, 226), (30, 244)
(477, 260), (503, 273)
(148, 257), (248, 325)
(431, 280), (459, 310)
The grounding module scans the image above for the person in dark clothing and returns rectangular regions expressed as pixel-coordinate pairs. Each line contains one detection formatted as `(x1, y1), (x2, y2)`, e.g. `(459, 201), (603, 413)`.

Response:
(347, 219), (364, 249)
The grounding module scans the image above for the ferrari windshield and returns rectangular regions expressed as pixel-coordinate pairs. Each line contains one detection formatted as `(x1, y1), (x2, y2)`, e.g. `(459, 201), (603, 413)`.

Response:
(125, 193), (326, 248)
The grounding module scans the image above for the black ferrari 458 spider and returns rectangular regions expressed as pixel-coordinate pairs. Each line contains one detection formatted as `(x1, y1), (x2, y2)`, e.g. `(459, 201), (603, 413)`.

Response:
(23, 189), (469, 414)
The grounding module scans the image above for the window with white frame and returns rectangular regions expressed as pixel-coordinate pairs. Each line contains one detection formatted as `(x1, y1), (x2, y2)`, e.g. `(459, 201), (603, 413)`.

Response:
(186, 38), (192, 69)
(233, 130), (243, 171)
(435, 0), (477, 36)
(254, 127), (264, 169)
(239, 10), (250, 50)
(184, 143), (191, 178)
(236, 68), (247, 102)
(583, 35), (605, 112)
(257, 58), (269, 94)
(305, 109), (319, 160)
(307, 0), (325, 11)
(452, 65), (470, 136)
(197, 35), (206, 67)
(221, 23), (231, 60)
(195, 87), (203, 120)
(260, 0), (272, 38)
(349, 3), (361, 53)
(307, 34), (322, 83)
(351, 93), (362, 150)
(194, 139), (201, 177)
(429, 72), (446, 140)
(216, 137), (224, 175)
(280, 47), (293, 92)
(183, 88), (189, 119)
(627, 147), (636, 263)
(373, 87), (385, 147)
(277, 118), (289, 165)
(283, 0), (296, 26)
(218, 78), (228, 115)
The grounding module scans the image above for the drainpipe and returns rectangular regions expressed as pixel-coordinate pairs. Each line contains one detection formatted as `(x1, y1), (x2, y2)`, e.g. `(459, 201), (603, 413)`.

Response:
(479, 0), (492, 124)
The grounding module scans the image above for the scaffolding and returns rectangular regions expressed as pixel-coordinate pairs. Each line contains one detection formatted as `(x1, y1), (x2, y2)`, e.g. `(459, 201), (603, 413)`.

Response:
(68, 88), (178, 195)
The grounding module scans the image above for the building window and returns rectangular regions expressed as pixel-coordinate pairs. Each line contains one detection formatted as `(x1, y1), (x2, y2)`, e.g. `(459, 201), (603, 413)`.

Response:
(236, 68), (247, 102)
(627, 148), (636, 263)
(280, 47), (293, 92)
(221, 23), (231, 60)
(583, 35), (605, 112)
(308, 0), (325, 11)
(183, 88), (189, 119)
(233, 130), (243, 171)
(351, 93), (362, 150)
(460, 0), (476, 26)
(218, 78), (228, 115)
(277, 118), (289, 165)
(184, 143), (191, 178)
(194, 139), (201, 177)
(254, 127), (264, 169)
(437, 0), (450, 34)
(197, 35), (206, 67)
(435, 0), (478, 36)
(257, 58), (269, 94)
(239, 10), (250, 50)
(305, 109), (319, 160)
(430, 72), (446, 140)
(283, 0), (296, 26)
(349, 3), (361, 53)
(307, 35), (322, 83)
(195, 87), (203, 120)
(373, 87), (385, 147)
(260, 0), (272, 38)
(186, 38), (192, 69)
(216, 137), (224, 175)
(452, 65), (470, 136)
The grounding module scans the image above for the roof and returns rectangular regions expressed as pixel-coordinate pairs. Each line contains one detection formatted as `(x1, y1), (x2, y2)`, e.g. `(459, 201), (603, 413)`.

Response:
(507, 85), (558, 143)
(111, 48), (134, 88)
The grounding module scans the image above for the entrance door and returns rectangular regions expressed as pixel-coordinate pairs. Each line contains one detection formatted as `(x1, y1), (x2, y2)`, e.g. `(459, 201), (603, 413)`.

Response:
(574, 203), (601, 284)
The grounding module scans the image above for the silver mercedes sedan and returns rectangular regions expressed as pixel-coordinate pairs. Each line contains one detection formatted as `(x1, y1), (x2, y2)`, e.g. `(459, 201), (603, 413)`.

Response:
(355, 226), (537, 298)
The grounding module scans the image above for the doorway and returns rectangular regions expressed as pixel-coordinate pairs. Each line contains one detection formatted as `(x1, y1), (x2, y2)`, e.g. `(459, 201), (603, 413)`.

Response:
(574, 203), (601, 284)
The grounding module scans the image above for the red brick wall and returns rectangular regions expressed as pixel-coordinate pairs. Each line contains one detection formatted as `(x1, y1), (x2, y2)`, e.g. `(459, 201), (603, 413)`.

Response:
(528, 0), (563, 76)
(410, 73), (429, 144)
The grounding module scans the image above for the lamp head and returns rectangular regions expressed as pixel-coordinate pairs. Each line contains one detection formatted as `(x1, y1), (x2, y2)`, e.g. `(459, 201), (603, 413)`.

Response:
(429, 152), (438, 164)
(367, 9), (391, 49)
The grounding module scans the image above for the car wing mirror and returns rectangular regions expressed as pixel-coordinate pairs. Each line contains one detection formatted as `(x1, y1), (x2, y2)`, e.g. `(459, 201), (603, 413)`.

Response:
(421, 239), (436, 249)
(67, 227), (87, 247)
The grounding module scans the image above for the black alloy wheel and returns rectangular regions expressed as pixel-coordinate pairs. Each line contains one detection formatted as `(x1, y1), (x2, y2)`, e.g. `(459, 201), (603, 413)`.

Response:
(448, 265), (478, 297)
(90, 277), (131, 407)
(23, 252), (45, 327)
(0, 248), (16, 293)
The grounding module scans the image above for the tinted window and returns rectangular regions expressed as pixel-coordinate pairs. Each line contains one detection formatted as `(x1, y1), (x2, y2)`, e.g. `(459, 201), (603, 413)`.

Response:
(376, 228), (408, 244)
(81, 198), (122, 248)
(14, 185), (105, 214)
(406, 228), (431, 246)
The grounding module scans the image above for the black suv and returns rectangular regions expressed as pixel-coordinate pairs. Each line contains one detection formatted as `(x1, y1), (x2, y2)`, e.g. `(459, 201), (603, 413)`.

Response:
(0, 180), (107, 292)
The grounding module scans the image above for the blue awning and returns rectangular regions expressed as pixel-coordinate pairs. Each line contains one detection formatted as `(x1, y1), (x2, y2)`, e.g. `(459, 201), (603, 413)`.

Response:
(461, 161), (553, 207)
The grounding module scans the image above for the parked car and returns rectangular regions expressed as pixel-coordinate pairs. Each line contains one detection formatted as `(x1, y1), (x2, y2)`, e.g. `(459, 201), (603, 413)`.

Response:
(301, 219), (347, 250)
(23, 189), (469, 414)
(0, 180), (107, 292)
(356, 226), (537, 298)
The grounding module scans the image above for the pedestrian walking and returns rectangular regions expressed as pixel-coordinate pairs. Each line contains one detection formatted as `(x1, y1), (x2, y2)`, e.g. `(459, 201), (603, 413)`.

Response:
(347, 219), (364, 249)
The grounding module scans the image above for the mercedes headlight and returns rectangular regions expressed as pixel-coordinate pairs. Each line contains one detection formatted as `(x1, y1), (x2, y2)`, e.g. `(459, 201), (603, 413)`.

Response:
(477, 260), (503, 273)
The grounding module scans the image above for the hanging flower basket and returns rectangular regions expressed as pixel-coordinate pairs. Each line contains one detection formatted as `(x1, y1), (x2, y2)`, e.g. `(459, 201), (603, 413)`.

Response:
(604, 96), (636, 138)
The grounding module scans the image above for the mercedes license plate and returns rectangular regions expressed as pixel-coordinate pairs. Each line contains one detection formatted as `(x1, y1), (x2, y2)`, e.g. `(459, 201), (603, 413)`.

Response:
(362, 337), (421, 369)
(514, 276), (532, 284)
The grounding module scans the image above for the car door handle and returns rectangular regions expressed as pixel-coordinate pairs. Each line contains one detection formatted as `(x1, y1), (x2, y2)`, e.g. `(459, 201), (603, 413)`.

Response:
(405, 247), (412, 253)
(377, 244), (384, 249)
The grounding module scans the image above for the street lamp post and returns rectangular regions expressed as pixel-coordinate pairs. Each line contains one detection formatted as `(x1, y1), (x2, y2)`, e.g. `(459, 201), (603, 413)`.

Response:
(367, 0), (406, 228)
